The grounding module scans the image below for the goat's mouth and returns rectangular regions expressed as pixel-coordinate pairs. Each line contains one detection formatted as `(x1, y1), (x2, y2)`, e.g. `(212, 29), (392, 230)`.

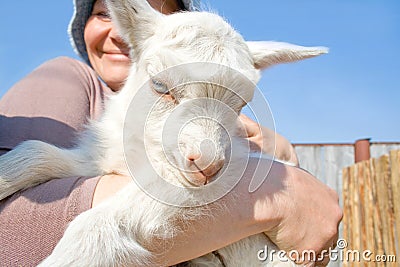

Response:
(180, 160), (224, 187)
(182, 171), (214, 187)
(186, 169), (210, 187)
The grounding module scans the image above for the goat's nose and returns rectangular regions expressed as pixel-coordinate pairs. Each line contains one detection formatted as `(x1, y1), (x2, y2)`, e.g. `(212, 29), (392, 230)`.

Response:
(187, 153), (201, 162)
(185, 139), (225, 184)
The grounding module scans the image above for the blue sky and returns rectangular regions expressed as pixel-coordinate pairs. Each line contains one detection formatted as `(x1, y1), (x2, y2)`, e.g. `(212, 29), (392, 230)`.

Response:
(1, 1), (399, 143)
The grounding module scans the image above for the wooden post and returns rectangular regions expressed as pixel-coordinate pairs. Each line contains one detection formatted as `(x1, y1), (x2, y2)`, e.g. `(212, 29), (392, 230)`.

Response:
(374, 155), (396, 266)
(371, 159), (385, 267)
(351, 164), (361, 267)
(389, 150), (400, 259)
(342, 167), (349, 267)
(362, 160), (375, 259)
(358, 162), (366, 252)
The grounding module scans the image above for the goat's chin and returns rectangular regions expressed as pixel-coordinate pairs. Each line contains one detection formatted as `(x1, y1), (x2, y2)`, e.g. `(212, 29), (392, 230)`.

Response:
(159, 173), (201, 189)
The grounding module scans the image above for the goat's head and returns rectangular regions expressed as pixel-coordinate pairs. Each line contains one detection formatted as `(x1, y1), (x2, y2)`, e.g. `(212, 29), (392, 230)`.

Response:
(107, 0), (327, 187)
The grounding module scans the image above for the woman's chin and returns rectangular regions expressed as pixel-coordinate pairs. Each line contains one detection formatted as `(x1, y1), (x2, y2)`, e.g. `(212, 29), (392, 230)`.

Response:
(102, 67), (130, 90)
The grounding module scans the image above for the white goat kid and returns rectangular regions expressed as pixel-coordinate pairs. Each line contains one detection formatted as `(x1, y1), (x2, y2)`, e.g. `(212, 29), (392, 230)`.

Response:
(0, 0), (327, 266)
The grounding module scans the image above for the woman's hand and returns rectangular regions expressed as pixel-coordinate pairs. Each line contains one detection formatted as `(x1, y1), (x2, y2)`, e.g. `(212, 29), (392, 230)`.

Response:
(239, 114), (299, 165)
(248, 161), (343, 266)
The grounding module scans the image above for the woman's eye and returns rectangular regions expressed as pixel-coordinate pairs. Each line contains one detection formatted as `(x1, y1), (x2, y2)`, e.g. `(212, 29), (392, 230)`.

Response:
(151, 79), (170, 94)
(95, 11), (111, 20)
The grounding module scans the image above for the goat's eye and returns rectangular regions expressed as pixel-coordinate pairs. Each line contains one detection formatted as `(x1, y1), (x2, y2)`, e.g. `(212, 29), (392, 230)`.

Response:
(151, 79), (170, 94)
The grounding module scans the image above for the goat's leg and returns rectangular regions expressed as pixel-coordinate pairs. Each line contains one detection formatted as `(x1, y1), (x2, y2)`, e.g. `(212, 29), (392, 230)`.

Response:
(38, 183), (180, 267)
(185, 234), (298, 266)
(216, 234), (298, 266)
(0, 140), (101, 200)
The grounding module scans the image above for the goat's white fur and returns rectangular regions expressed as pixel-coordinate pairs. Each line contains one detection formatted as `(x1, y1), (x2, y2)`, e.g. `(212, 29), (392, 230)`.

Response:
(0, 0), (327, 266)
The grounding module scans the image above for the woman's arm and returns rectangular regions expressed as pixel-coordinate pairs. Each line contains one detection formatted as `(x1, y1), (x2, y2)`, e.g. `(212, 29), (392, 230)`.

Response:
(92, 160), (341, 266)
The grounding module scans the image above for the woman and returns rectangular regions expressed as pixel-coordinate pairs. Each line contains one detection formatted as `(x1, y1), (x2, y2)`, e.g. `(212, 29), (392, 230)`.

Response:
(0, 0), (341, 265)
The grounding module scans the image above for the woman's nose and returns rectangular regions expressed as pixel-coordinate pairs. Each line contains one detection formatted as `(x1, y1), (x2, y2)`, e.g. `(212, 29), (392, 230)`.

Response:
(109, 26), (125, 44)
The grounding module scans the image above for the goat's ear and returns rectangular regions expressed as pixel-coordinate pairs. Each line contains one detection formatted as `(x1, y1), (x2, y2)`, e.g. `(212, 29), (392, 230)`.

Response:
(246, 41), (328, 70)
(105, 0), (162, 52)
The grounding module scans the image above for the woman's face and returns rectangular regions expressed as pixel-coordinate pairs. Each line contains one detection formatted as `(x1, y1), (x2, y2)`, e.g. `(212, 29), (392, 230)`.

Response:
(84, 0), (182, 91)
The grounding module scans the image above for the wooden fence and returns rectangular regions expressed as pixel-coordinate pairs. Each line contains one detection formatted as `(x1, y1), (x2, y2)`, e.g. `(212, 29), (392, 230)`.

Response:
(342, 150), (399, 266)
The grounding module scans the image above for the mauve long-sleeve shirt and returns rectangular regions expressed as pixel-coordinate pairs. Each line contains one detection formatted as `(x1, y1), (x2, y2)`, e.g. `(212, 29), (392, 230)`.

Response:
(0, 57), (113, 266)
